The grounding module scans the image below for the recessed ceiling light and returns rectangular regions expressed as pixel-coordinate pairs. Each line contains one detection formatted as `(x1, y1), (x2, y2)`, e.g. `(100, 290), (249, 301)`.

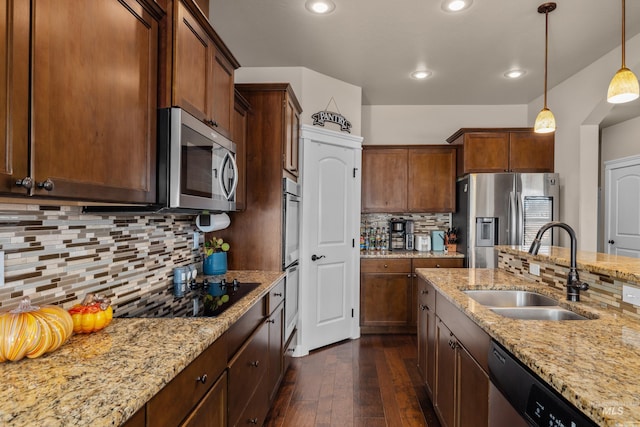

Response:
(441, 0), (473, 13)
(411, 70), (432, 80)
(504, 69), (526, 79)
(305, 0), (336, 14)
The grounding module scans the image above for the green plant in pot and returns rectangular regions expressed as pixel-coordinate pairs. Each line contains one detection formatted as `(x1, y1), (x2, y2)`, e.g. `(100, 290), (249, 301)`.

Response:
(203, 237), (230, 276)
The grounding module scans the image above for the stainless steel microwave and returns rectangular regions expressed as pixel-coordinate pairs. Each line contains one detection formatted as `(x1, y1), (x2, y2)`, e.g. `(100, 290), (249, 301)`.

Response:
(157, 107), (237, 213)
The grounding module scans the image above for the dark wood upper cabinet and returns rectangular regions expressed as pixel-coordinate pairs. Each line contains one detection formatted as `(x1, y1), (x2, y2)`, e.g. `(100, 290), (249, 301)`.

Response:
(232, 89), (250, 211)
(447, 128), (554, 176)
(171, 0), (239, 140)
(0, 0), (29, 195)
(29, 0), (162, 203)
(361, 145), (456, 213)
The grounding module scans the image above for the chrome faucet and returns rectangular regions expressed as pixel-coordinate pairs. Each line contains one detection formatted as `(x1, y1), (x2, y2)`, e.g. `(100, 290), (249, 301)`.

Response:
(528, 221), (589, 302)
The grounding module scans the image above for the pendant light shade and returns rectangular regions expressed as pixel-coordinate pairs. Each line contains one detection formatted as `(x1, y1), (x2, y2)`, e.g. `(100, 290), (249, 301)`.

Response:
(607, 0), (639, 104)
(534, 3), (556, 134)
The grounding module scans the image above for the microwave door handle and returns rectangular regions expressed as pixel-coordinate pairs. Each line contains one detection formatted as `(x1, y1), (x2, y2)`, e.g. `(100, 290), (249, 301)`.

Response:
(220, 152), (238, 201)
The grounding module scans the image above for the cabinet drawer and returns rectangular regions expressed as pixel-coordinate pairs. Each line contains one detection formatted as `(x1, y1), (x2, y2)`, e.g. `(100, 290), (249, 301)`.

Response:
(147, 334), (228, 427)
(228, 321), (269, 427)
(412, 258), (463, 269)
(361, 258), (411, 273)
(227, 299), (265, 359)
(267, 278), (285, 315)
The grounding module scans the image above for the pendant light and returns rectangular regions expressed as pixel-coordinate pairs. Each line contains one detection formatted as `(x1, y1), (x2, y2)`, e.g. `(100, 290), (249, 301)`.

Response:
(607, 0), (639, 104)
(534, 2), (557, 134)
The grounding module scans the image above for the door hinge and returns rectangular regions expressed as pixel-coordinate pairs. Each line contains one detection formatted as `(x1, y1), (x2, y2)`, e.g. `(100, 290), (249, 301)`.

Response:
(351, 308), (354, 318)
(353, 167), (358, 178)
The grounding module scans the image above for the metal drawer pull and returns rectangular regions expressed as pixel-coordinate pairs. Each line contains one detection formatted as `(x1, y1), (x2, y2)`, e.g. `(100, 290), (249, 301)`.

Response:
(196, 374), (207, 384)
(250, 360), (260, 367)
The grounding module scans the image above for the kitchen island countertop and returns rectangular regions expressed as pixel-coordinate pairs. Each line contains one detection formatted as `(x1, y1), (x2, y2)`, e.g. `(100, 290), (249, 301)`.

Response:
(0, 270), (285, 427)
(417, 267), (640, 427)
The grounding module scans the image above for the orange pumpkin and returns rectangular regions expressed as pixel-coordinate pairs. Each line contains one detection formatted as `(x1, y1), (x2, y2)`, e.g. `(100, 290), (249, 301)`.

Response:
(68, 294), (113, 334)
(0, 298), (74, 362)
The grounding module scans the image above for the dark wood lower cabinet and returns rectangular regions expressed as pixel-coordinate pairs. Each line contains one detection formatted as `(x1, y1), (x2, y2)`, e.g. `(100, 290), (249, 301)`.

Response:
(182, 371), (227, 427)
(422, 278), (490, 427)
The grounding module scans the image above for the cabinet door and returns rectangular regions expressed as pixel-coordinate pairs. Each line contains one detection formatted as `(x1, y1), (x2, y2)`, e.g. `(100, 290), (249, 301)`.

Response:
(0, 0), (29, 194)
(267, 303), (285, 402)
(361, 148), (407, 212)
(509, 131), (554, 172)
(174, 0), (213, 123)
(181, 371), (227, 427)
(435, 318), (456, 427)
(457, 345), (489, 427)
(232, 90), (249, 211)
(360, 272), (412, 327)
(31, 0), (158, 203)
(283, 95), (300, 178)
(211, 49), (233, 139)
(462, 132), (509, 173)
(408, 147), (456, 212)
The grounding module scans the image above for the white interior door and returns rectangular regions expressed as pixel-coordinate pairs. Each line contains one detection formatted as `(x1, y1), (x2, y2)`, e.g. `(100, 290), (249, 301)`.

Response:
(298, 125), (362, 355)
(605, 156), (640, 257)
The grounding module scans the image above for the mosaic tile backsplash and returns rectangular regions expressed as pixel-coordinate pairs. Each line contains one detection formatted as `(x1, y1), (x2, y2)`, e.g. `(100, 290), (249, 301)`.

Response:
(498, 251), (640, 319)
(0, 204), (202, 317)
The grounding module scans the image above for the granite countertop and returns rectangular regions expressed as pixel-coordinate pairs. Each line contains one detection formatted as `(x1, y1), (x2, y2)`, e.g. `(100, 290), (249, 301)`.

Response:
(360, 249), (464, 259)
(0, 270), (285, 427)
(416, 267), (640, 427)
(497, 245), (640, 285)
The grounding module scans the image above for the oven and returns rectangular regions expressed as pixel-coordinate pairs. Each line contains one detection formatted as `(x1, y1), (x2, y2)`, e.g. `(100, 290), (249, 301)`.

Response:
(283, 178), (300, 340)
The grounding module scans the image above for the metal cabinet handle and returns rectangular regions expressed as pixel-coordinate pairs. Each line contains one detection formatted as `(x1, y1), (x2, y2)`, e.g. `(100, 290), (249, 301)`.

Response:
(250, 360), (260, 367)
(15, 177), (34, 190)
(311, 254), (326, 261)
(37, 178), (55, 191)
(196, 374), (208, 384)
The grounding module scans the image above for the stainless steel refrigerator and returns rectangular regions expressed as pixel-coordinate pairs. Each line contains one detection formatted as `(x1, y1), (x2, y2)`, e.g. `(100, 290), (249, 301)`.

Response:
(452, 173), (559, 268)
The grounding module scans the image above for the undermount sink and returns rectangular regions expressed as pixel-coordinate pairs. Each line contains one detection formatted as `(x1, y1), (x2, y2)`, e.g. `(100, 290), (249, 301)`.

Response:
(463, 290), (558, 307)
(463, 289), (592, 321)
(489, 307), (589, 321)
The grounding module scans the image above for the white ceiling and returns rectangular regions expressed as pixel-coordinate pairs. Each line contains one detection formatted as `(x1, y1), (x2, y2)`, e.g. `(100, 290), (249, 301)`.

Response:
(209, 0), (640, 119)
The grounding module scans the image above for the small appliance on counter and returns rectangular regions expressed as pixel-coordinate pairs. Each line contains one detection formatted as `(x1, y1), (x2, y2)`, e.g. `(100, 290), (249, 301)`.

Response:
(432, 230), (445, 251)
(414, 234), (431, 251)
(388, 218), (406, 250)
(404, 220), (415, 250)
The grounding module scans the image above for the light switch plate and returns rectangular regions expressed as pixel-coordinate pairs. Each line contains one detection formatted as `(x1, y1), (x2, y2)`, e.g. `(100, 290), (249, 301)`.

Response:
(0, 251), (4, 287)
(623, 285), (640, 305)
(192, 231), (200, 250)
(529, 263), (540, 276)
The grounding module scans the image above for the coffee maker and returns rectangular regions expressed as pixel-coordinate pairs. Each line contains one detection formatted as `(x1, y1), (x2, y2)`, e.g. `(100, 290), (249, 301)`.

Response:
(405, 220), (415, 250)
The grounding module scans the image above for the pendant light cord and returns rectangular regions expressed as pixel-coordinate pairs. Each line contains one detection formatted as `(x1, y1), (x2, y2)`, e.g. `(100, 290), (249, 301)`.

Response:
(622, 0), (626, 68)
(543, 9), (549, 109)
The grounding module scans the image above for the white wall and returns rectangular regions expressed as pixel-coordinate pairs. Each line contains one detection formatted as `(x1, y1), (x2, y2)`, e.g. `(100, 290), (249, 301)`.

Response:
(235, 66), (363, 135)
(361, 105), (528, 145)
(527, 33), (640, 251)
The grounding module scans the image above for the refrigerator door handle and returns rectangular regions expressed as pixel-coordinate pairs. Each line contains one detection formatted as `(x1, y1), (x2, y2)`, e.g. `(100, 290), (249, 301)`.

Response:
(516, 192), (524, 245)
(508, 191), (517, 245)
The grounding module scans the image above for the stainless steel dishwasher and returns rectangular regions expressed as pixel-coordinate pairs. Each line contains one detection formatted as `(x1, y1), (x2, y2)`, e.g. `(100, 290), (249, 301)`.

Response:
(488, 340), (598, 427)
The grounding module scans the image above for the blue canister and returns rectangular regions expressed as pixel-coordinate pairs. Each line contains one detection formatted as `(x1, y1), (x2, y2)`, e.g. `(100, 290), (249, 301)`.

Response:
(432, 231), (445, 251)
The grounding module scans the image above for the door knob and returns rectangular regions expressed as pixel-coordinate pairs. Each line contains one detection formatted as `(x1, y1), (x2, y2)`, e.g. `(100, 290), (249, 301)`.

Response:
(608, 240), (615, 244)
(311, 254), (326, 261)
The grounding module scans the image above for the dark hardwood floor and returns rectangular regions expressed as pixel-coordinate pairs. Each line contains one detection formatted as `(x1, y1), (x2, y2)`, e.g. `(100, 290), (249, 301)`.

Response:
(265, 334), (441, 427)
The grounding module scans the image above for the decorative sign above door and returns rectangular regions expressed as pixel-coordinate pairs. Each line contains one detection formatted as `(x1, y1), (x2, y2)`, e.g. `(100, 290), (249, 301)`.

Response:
(311, 97), (352, 133)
